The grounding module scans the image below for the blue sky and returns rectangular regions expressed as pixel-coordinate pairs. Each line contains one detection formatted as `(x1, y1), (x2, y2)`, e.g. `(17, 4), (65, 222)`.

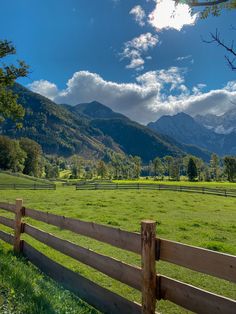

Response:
(1, 0), (236, 123)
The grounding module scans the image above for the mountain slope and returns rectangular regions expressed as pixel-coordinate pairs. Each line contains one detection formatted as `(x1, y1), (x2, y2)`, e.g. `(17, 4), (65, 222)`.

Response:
(0, 84), (122, 158)
(70, 103), (212, 161)
(2, 85), (212, 162)
(72, 101), (126, 120)
(0, 85), (186, 162)
(67, 102), (185, 162)
(148, 112), (236, 156)
(195, 107), (236, 135)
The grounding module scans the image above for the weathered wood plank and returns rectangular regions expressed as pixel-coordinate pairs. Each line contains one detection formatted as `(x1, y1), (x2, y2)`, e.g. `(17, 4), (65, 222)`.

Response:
(0, 216), (14, 229)
(23, 242), (142, 314)
(0, 230), (14, 244)
(141, 221), (156, 314)
(24, 207), (141, 254)
(24, 224), (142, 290)
(14, 199), (24, 253)
(158, 275), (236, 314)
(0, 202), (15, 213)
(158, 239), (236, 283)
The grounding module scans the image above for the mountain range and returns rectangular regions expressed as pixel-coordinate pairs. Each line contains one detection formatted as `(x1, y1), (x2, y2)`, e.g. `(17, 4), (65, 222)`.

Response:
(195, 107), (236, 135)
(0, 84), (188, 163)
(148, 112), (236, 156)
(2, 83), (233, 162)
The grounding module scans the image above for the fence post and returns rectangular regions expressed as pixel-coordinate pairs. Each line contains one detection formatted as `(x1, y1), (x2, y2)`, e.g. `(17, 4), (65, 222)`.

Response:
(141, 220), (156, 314)
(14, 199), (24, 253)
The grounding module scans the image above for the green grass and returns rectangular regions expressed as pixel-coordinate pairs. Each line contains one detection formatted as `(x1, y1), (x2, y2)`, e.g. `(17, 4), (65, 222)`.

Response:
(0, 186), (235, 313)
(0, 245), (98, 314)
(0, 172), (50, 185)
(114, 178), (236, 189)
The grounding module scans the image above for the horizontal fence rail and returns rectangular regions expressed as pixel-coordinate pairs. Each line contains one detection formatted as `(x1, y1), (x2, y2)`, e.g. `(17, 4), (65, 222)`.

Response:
(24, 206), (141, 254)
(0, 230), (14, 245)
(0, 199), (235, 314)
(158, 275), (236, 314)
(23, 242), (142, 314)
(157, 239), (236, 283)
(24, 223), (142, 291)
(0, 184), (56, 190)
(76, 183), (236, 198)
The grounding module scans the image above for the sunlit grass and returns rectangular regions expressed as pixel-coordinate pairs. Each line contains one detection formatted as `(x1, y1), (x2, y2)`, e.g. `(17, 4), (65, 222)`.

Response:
(0, 186), (235, 313)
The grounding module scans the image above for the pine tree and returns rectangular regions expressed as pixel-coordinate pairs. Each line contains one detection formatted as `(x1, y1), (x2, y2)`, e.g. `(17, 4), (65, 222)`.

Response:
(187, 158), (198, 182)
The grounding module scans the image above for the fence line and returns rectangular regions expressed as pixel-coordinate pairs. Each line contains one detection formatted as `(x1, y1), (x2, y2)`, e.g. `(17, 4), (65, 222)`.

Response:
(0, 200), (235, 313)
(0, 183), (56, 190)
(76, 182), (236, 198)
(23, 242), (142, 314)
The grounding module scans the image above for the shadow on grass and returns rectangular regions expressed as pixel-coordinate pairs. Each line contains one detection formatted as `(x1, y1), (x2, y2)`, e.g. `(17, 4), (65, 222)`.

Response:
(0, 247), (97, 314)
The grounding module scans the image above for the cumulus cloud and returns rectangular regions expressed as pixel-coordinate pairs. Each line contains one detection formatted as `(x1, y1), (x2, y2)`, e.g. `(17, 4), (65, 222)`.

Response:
(29, 80), (59, 99)
(130, 5), (146, 26)
(148, 0), (198, 31)
(28, 70), (236, 124)
(121, 33), (159, 70)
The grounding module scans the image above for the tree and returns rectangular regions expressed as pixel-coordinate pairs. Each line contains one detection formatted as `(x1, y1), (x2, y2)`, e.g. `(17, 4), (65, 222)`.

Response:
(210, 153), (220, 181)
(187, 158), (198, 181)
(203, 29), (236, 70)
(177, 1), (235, 13)
(0, 136), (26, 172)
(45, 163), (59, 179)
(148, 161), (154, 177)
(176, 1), (236, 70)
(97, 160), (108, 179)
(70, 155), (84, 179)
(153, 157), (164, 179)
(0, 40), (29, 123)
(163, 156), (174, 179)
(19, 138), (43, 177)
(170, 158), (181, 181)
(193, 157), (205, 181)
(132, 156), (142, 178)
(224, 156), (236, 181)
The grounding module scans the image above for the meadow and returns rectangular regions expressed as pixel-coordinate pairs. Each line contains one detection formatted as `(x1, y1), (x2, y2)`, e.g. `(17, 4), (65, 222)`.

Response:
(0, 172), (51, 185)
(0, 182), (235, 313)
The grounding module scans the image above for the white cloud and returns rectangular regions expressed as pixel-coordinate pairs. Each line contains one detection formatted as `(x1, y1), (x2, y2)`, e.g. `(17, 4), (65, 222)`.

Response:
(121, 33), (159, 70)
(29, 80), (59, 99)
(176, 55), (192, 61)
(149, 0), (198, 31)
(28, 70), (236, 124)
(130, 5), (146, 26)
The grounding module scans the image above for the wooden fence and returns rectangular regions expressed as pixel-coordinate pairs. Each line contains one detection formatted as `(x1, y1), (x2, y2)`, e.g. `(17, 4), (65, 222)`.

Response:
(0, 200), (235, 313)
(0, 184), (56, 190)
(76, 182), (236, 198)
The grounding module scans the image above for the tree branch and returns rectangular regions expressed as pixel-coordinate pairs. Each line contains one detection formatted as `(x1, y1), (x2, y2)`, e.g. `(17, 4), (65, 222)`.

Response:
(189, 0), (230, 7)
(203, 29), (236, 70)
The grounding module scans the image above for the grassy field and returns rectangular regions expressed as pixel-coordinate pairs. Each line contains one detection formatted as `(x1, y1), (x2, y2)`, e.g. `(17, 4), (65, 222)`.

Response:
(0, 245), (98, 314)
(114, 178), (236, 189)
(0, 172), (51, 185)
(0, 186), (235, 313)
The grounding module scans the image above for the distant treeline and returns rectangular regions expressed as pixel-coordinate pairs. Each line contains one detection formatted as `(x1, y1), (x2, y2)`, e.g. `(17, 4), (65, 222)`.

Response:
(58, 151), (236, 183)
(0, 135), (236, 182)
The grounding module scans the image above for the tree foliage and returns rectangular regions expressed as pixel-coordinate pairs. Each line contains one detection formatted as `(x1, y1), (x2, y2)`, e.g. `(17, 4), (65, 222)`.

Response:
(0, 40), (29, 123)
(177, 0), (236, 17)
(19, 138), (43, 177)
(187, 158), (198, 181)
(224, 156), (236, 181)
(0, 136), (26, 172)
